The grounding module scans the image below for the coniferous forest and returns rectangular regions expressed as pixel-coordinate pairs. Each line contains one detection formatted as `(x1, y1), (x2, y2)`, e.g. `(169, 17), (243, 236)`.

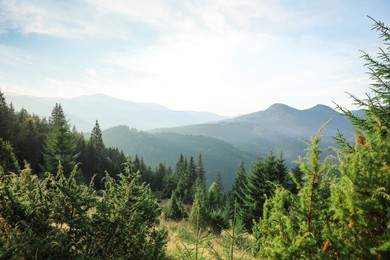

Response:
(0, 19), (389, 259)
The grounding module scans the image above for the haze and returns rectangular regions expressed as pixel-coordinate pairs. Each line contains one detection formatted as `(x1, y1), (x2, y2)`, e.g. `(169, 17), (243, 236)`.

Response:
(1, 0), (389, 116)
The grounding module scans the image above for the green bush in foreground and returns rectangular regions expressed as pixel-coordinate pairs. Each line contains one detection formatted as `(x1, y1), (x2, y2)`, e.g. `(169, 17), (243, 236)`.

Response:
(0, 160), (167, 259)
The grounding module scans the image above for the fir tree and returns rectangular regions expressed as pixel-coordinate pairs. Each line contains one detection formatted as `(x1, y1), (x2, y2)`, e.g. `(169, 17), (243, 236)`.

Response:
(164, 190), (187, 221)
(240, 154), (276, 232)
(196, 154), (206, 192)
(43, 103), (77, 174)
(189, 185), (209, 230)
(0, 138), (20, 173)
(207, 171), (224, 210)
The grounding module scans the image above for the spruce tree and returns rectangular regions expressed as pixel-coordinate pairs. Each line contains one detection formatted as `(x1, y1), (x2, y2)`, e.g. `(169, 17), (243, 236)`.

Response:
(196, 154), (206, 192)
(207, 171), (224, 210)
(164, 190), (187, 221)
(0, 138), (20, 173)
(228, 161), (247, 220)
(43, 103), (77, 174)
(189, 185), (209, 230)
(240, 154), (277, 232)
(86, 120), (108, 188)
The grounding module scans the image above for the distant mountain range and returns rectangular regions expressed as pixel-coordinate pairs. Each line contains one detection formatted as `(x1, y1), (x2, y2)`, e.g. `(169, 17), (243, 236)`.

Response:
(152, 103), (358, 162)
(5, 92), (360, 189)
(5, 93), (226, 131)
(102, 103), (358, 189)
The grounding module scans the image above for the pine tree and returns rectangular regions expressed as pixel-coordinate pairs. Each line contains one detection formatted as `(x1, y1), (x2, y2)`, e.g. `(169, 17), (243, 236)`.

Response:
(239, 154), (276, 232)
(0, 138), (20, 173)
(43, 103), (77, 174)
(0, 90), (17, 143)
(86, 120), (108, 188)
(207, 171), (229, 233)
(189, 185), (209, 230)
(164, 190), (187, 221)
(196, 154), (206, 192)
(229, 161), (247, 220)
(208, 171), (224, 210)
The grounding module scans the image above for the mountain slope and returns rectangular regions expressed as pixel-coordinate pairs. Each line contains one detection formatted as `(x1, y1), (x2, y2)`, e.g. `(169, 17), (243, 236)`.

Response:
(152, 104), (357, 163)
(5, 93), (226, 131)
(102, 125), (255, 188)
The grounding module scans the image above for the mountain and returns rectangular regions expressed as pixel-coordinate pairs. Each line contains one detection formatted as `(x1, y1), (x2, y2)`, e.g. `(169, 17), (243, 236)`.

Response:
(152, 103), (357, 163)
(102, 125), (255, 188)
(5, 93), (226, 132)
(102, 104), (358, 189)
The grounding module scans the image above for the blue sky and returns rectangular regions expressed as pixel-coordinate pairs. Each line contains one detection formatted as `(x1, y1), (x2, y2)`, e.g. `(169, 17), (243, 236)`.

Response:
(0, 0), (389, 116)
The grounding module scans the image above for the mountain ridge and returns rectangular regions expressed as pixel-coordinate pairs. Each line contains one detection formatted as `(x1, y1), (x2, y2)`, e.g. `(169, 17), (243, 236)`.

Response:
(5, 93), (227, 132)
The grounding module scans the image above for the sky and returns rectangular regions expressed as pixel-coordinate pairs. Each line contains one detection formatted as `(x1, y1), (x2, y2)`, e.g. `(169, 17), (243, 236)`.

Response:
(0, 0), (389, 116)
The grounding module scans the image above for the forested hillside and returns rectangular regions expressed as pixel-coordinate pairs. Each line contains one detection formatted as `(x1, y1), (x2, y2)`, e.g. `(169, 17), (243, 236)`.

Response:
(102, 125), (254, 188)
(0, 18), (389, 259)
(152, 103), (357, 162)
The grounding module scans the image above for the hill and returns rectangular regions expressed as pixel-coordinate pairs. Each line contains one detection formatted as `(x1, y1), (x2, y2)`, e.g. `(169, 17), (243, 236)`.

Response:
(5, 93), (226, 132)
(152, 103), (357, 163)
(102, 125), (255, 188)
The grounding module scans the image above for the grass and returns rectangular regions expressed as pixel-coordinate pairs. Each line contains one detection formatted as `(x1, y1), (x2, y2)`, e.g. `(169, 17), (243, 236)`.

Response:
(160, 218), (255, 259)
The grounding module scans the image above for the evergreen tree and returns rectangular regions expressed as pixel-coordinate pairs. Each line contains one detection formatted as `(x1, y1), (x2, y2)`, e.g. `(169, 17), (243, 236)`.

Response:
(189, 185), (209, 230)
(336, 17), (390, 135)
(86, 120), (108, 188)
(255, 125), (334, 258)
(207, 171), (224, 210)
(43, 103), (77, 174)
(164, 190), (187, 221)
(15, 112), (44, 173)
(329, 18), (390, 259)
(0, 160), (167, 258)
(207, 171), (229, 233)
(239, 155), (272, 232)
(229, 161), (247, 219)
(274, 152), (289, 188)
(0, 138), (20, 173)
(0, 90), (17, 143)
(196, 154), (206, 192)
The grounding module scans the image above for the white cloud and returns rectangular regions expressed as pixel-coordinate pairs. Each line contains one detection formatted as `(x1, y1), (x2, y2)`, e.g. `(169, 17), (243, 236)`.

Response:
(1, 0), (388, 115)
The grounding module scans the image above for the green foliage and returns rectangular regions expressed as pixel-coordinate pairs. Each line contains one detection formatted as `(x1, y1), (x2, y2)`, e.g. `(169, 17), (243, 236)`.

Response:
(255, 18), (390, 259)
(207, 171), (224, 210)
(0, 160), (167, 259)
(239, 152), (289, 232)
(254, 124), (334, 259)
(189, 185), (209, 230)
(0, 138), (20, 173)
(87, 160), (167, 259)
(329, 17), (390, 259)
(254, 187), (295, 259)
(178, 203), (213, 260)
(43, 103), (77, 174)
(208, 201), (253, 260)
(164, 190), (188, 221)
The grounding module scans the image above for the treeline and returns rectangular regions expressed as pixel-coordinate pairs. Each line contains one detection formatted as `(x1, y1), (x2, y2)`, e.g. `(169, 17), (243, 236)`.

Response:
(0, 99), (127, 189)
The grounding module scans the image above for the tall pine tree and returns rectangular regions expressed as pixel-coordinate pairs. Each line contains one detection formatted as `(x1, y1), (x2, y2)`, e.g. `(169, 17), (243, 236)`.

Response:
(43, 103), (77, 174)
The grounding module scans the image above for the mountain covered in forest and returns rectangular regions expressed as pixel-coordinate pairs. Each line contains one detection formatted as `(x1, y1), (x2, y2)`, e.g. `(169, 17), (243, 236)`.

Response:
(151, 103), (357, 161)
(5, 93), (226, 131)
(101, 103), (358, 188)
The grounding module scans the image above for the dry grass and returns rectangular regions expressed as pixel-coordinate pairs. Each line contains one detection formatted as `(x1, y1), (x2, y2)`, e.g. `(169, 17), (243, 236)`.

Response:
(160, 218), (255, 259)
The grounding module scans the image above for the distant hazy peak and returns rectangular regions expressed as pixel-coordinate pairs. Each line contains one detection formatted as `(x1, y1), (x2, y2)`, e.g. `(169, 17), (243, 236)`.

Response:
(305, 104), (338, 114)
(265, 103), (297, 112)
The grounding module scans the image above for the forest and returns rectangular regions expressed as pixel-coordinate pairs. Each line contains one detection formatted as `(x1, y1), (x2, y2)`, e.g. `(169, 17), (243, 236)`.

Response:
(0, 19), (389, 259)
